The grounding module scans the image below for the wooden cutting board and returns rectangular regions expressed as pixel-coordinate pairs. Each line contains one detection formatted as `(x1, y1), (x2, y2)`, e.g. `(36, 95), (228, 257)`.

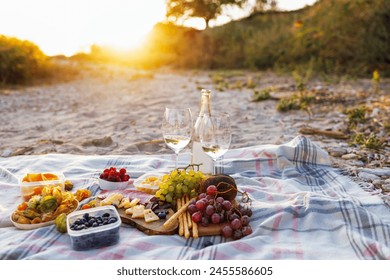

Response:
(118, 206), (224, 237)
(117, 208), (178, 235)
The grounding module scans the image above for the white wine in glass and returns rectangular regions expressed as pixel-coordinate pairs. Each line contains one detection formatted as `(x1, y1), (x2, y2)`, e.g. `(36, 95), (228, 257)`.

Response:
(199, 113), (231, 175)
(162, 107), (193, 169)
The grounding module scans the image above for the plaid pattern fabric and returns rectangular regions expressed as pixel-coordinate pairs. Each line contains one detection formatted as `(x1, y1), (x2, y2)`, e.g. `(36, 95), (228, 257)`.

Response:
(1, 136), (389, 259)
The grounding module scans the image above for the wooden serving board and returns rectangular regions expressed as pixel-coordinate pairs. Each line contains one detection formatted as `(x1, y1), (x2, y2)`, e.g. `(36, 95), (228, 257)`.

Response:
(117, 205), (223, 237)
(117, 208), (178, 235)
(198, 223), (226, 236)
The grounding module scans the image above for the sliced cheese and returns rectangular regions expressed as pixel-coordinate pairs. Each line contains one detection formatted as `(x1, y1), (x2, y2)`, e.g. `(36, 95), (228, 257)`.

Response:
(129, 198), (140, 208)
(131, 205), (145, 219)
(100, 193), (123, 206)
(118, 197), (130, 209)
(144, 209), (160, 223)
(125, 207), (134, 216)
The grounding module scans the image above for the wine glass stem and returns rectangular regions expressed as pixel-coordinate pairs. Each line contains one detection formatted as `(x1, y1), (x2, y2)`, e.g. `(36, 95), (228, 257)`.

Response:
(212, 158), (217, 175)
(175, 151), (179, 169)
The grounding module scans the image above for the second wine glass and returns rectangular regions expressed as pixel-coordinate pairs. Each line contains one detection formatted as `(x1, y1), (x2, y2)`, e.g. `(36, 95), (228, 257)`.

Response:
(162, 107), (193, 169)
(199, 113), (232, 175)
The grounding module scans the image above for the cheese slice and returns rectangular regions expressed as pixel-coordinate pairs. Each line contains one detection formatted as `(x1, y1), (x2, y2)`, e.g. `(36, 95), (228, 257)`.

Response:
(100, 193), (123, 206)
(131, 205), (145, 218)
(118, 197), (130, 209)
(129, 198), (140, 208)
(144, 209), (160, 223)
(125, 207), (134, 216)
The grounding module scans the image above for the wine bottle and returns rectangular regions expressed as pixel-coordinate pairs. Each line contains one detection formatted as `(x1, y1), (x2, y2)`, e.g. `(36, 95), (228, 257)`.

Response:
(191, 89), (214, 174)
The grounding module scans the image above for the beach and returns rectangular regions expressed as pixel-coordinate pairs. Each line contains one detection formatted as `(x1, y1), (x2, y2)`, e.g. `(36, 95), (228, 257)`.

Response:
(0, 66), (389, 187)
(0, 67), (302, 156)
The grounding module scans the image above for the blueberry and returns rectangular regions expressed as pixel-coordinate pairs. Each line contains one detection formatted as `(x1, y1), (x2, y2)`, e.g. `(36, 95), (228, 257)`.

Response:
(76, 225), (85, 230)
(109, 217), (118, 223)
(83, 213), (90, 220)
(158, 212), (167, 219)
(102, 213), (110, 218)
(92, 222), (98, 227)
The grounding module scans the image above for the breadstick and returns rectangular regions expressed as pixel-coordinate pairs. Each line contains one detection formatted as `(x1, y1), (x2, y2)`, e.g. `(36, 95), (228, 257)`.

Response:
(177, 198), (184, 236)
(163, 199), (193, 229)
(192, 217), (199, 239)
(185, 195), (192, 229)
(182, 196), (190, 238)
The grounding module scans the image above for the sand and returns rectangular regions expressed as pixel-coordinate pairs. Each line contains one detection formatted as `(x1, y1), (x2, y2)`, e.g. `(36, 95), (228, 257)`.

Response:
(0, 66), (388, 171)
(0, 67), (300, 157)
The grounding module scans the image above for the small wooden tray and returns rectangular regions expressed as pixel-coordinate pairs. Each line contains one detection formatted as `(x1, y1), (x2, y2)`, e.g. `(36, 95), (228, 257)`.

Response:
(117, 208), (178, 235)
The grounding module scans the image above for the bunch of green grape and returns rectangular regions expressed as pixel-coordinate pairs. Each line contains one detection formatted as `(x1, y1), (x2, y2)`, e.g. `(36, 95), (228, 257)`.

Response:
(155, 166), (205, 204)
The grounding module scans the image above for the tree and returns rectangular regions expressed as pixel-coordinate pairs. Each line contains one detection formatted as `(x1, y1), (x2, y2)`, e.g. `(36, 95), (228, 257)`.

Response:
(166, 0), (248, 29)
(253, 0), (278, 12)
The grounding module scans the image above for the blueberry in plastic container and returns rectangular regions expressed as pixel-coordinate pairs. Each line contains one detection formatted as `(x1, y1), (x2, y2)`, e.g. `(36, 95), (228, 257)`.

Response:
(67, 205), (121, 250)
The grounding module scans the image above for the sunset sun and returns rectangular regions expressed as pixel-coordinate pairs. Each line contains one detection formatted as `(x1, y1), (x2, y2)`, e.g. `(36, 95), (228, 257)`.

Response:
(0, 0), (166, 56)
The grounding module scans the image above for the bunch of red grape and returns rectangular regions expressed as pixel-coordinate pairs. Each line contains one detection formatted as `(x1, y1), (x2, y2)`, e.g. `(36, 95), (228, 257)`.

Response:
(99, 167), (130, 182)
(189, 185), (253, 240)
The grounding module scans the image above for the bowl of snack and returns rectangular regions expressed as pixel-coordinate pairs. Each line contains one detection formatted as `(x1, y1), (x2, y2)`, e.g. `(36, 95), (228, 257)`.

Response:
(20, 172), (65, 202)
(134, 173), (163, 195)
(98, 167), (131, 190)
(11, 184), (79, 230)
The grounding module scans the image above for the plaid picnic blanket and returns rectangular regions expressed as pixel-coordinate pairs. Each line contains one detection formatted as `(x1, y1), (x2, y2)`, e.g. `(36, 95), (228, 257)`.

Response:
(1, 135), (389, 260)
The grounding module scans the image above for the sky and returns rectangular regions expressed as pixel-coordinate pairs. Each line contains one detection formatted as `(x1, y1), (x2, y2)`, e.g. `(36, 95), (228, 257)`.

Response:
(0, 0), (317, 56)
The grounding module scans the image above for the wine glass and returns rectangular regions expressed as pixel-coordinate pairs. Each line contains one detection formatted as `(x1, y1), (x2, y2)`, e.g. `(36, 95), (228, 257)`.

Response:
(199, 113), (231, 175)
(162, 107), (193, 169)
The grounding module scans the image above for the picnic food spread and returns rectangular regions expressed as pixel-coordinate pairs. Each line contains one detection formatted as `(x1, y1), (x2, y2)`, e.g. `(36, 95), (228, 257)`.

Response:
(2, 135), (390, 260)
(11, 165), (253, 250)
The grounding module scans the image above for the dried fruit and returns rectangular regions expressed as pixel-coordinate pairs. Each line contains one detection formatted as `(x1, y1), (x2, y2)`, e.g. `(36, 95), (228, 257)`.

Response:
(75, 189), (91, 202)
(55, 213), (67, 233)
(39, 196), (58, 213)
(64, 180), (74, 191)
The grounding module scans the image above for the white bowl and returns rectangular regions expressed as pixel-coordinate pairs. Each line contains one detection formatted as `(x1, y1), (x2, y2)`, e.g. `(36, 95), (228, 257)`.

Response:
(98, 177), (130, 190)
(133, 172), (164, 194)
(10, 200), (79, 230)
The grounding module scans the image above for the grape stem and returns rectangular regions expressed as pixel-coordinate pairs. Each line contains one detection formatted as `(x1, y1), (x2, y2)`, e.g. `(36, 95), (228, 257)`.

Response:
(216, 182), (252, 205)
(179, 163), (203, 172)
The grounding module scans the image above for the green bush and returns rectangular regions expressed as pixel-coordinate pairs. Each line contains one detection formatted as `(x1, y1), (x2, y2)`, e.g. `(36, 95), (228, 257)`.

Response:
(0, 35), (49, 85)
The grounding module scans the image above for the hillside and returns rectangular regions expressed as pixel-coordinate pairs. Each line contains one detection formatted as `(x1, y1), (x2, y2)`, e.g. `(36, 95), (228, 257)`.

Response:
(144, 0), (390, 75)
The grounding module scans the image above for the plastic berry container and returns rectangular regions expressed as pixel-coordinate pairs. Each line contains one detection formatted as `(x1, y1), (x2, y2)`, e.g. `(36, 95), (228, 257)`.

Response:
(20, 172), (65, 201)
(67, 205), (121, 250)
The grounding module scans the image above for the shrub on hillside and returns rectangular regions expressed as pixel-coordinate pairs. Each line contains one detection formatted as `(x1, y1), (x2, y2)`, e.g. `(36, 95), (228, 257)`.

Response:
(0, 35), (49, 85)
(142, 0), (390, 76)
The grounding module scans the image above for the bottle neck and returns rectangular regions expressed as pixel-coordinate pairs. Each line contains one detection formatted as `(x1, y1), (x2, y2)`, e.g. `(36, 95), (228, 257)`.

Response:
(199, 89), (211, 117)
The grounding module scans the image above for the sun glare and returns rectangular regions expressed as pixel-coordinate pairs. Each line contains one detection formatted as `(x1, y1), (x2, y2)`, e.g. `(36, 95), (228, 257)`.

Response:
(0, 0), (166, 56)
(0, 0), (317, 56)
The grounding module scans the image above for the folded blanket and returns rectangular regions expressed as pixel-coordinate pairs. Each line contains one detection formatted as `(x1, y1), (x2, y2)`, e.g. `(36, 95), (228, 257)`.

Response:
(0, 136), (389, 260)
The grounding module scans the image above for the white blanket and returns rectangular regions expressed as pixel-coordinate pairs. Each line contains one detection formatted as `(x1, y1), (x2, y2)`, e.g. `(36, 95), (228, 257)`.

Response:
(1, 136), (389, 259)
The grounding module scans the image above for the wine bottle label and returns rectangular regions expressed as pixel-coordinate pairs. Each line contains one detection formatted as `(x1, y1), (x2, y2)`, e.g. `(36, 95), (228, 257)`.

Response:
(191, 141), (214, 174)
